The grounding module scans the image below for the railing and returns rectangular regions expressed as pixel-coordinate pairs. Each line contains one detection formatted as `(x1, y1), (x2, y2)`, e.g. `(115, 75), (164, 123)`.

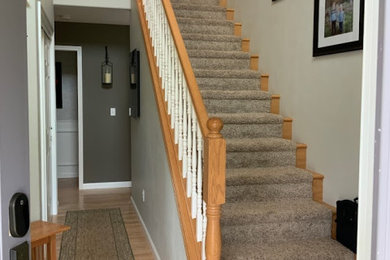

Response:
(137, 0), (226, 259)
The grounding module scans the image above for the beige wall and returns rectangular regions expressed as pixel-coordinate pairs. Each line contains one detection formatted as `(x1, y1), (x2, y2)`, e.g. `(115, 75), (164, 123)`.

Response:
(129, 0), (186, 259)
(227, 0), (362, 206)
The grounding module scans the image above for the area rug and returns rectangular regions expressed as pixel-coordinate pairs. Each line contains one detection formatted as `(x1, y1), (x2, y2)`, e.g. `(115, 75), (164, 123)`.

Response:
(59, 208), (134, 260)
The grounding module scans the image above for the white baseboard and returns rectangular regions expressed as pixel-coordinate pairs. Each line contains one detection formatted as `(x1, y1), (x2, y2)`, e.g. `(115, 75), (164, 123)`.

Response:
(81, 181), (132, 190)
(57, 165), (78, 178)
(131, 197), (161, 260)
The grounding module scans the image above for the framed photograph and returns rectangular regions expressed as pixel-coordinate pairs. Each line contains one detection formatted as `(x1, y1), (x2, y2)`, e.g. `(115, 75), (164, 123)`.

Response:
(313, 0), (364, 56)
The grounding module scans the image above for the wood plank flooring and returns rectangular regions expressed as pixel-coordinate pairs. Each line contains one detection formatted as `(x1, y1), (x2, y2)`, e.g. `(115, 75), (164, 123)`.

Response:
(50, 178), (155, 260)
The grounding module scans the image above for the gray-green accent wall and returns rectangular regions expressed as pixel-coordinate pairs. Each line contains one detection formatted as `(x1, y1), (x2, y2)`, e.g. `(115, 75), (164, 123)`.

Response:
(55, 23), (131, 183)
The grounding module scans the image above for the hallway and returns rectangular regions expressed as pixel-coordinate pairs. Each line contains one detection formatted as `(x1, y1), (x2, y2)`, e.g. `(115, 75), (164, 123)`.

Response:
(51, 178), (155, 259)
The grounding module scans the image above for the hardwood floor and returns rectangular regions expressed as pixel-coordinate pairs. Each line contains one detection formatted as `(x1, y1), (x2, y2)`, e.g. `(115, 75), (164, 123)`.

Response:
(51, 178), (155, 260)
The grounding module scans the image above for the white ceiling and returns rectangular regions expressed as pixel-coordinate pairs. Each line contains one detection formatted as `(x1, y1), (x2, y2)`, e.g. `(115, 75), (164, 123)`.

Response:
(54, 0), (131, 10)
(54, 5), (130, 25)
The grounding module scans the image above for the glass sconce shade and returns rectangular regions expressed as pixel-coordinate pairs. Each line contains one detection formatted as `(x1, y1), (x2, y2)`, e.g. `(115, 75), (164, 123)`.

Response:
(102, 61), (113, 85)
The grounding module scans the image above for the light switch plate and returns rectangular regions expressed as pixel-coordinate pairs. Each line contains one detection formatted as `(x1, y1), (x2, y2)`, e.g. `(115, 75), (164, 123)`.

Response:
(110, 108), (116, 116)
(129, 108), (132, 116)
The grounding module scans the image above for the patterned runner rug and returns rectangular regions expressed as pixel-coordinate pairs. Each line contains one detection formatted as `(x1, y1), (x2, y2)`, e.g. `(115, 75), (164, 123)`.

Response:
(59, 208), (134, 260)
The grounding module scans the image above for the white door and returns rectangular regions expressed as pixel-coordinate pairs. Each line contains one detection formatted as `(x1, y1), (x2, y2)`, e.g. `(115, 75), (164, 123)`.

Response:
(0, 0), (31, 256)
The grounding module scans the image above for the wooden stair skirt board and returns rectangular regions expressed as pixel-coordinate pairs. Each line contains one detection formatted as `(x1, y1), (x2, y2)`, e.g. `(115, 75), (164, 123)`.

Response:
(283, 118), (293, 140)
(242, 39), (250, 52)
(234, 23), (242, 36)
(226, 9), (234, 21)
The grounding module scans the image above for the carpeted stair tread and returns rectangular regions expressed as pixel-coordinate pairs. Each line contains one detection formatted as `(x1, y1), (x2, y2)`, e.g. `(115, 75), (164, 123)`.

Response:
(177, 18), (234, 35)
(188, 50), (250, 59)
(202, 90), (270, 100)
(221, 199), (331, 226)
(182, 33), (241, 43)
(177, 17), (234, 26)
(210, 113), (282, 124)
(226, 166), (312, 186)
(173, 4), (226, 19)
(171, 0), (220, 6)
(226, 137), (296, 152)
(221, 238), (355, 260)
(195, 69), (261, 79)
(211, 113), (283, 138)
(197, 79), (261, 91)
(183, 34), (242, 51)
(172, 2), (226, 12)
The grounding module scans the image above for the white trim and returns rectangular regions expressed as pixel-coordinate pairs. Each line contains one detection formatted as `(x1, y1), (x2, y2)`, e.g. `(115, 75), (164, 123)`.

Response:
(49, 31), (58, 216)
(357, 0), (381, 259)
(82, 181), (132, 190)
(55, 45), (84, 190)
(373, 1), (390, 258)
(57, 165), (78, 178)
(131, 197), (161, 260)
(37, 1), (48, 221)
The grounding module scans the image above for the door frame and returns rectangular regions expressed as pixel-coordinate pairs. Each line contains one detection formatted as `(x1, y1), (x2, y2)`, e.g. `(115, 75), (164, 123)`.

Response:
(54, 45), (84, 190)
(357, 0), (387, 259)
(37, 1), (57, 220)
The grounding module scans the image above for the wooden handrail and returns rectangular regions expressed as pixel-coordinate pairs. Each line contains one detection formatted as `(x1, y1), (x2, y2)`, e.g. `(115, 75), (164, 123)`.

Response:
(161, 0), (210, 137)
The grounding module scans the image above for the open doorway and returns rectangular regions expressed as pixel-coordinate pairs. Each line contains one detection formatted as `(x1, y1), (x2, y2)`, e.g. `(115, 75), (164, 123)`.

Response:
(54, 46), (84, 190)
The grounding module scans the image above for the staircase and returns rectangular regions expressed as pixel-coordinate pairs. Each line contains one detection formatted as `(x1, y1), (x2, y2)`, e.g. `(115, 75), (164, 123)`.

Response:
(169, 0), (355, 259)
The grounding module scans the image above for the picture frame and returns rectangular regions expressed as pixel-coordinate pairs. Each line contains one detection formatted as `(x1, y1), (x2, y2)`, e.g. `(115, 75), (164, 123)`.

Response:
(313, 0), (364, 57)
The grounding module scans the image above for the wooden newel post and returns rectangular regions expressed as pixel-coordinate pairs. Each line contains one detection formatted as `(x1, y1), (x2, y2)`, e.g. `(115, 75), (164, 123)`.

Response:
(204, 118), (226, 260)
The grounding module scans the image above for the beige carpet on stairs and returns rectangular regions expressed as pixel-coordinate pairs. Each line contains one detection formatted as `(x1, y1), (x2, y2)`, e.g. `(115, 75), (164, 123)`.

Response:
(171, 0), (355, 259)
(59, 208), (134, 260)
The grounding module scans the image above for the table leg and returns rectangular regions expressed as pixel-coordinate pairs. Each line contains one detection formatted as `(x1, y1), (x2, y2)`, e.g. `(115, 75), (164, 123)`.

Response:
(47, 235), (57, 260)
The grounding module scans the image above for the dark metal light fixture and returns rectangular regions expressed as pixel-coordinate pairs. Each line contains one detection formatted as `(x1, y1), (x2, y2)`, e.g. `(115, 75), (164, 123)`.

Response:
(102, 46), (113, 86)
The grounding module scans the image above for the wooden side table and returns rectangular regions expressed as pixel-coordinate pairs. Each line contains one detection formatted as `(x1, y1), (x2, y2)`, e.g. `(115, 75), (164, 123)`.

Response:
(31, 221), (70, 260)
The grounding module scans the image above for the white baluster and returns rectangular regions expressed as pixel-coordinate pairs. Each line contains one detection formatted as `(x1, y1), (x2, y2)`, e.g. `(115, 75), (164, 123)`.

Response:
(191, 108), (197, 218)
(178, 69), (183, 159)
(182, 81), (188, 178)
(186, 100), (192, 198)
(167, 42), (172, 115)
(170, 45), (175, 124)
(196, 125), (203, 242)
(174, 51), (179, 142)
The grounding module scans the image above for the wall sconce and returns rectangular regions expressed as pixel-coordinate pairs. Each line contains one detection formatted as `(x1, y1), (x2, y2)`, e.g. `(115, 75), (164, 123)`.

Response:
(102, 46), (113, 87)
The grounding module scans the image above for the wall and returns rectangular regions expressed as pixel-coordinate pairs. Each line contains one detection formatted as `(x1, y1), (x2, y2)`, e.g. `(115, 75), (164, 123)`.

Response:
(0, 0), (31, 257)
(56, 23), (131, 183)
(41, 0), (54, 25)
(227, 0), (362, 205)
(55, 51), (79, 178)
(130, 0), (186, 259)
(27, 0), (42, 221)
